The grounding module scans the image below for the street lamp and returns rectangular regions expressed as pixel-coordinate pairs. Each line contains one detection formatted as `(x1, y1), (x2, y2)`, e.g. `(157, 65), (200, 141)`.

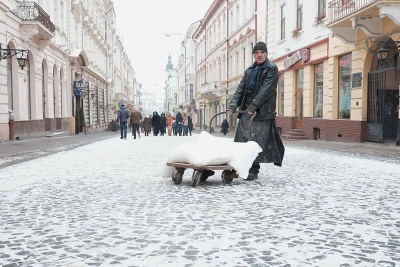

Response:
(375, 47), (389, 61)
(0, 44), (29, 70)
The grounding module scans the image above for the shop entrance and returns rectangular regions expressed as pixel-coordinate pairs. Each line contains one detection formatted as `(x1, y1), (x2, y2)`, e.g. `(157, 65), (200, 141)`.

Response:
(367, 70), (399, 142)
(367, 36), (399, 143)
(294, 68), (304, 129)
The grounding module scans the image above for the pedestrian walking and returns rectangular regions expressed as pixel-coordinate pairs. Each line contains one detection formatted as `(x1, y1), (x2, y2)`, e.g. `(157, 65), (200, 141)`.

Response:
(160, 113), (167, 136)
(117, 104), (130, 140)
(175, 111), (183, 136)
(188, 115), (193, 136)
(182, 113), (189, 136)
(172, 118), (177, 136)
(227, 41), (285, 180)
(221, 118), (229, 135)
(143, 115), (152, 136)
(151, 111), (161, 136)
(130, 107), (142, 139)
(167, 114), (173, 136)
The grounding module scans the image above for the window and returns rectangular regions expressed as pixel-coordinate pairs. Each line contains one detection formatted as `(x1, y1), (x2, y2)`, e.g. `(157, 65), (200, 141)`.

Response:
(278, 74), (284, 116)
(296, 0), (303, 30)
(190, 84), (193, 100)
(280, 4), (286, 40)
(338, 54), (352, 119)
(317, 0), (326, 20)
(314, 63), (324, 118)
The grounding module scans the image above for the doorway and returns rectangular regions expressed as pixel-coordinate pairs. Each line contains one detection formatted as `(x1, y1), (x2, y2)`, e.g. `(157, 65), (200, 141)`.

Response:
(367, 70), (399, 142)
(294, 68), (304, 129)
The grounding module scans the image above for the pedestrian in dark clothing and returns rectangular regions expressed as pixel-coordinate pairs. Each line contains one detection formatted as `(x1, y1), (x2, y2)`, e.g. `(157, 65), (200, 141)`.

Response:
(151, 111), (161, 136)
(117, 104), (130, 140)
(188, 116), (193, 136)
(175, 112), (183, 136)
(221, 119), (229, 135)
(227, 41), (285, 180)
(172, 119), (177, 136)
(160, 113), (167, 136)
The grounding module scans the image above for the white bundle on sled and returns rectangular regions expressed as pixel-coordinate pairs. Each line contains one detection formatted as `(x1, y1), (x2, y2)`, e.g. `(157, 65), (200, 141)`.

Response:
(161, 131), (262, 179)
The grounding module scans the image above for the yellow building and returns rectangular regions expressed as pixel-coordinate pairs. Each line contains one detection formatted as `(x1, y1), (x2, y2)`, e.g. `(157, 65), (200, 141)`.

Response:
(272, 0), (399, 145)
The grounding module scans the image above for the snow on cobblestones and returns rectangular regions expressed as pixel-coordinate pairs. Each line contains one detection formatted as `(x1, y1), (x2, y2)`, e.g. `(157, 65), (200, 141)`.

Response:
(0, 134), (399, 267)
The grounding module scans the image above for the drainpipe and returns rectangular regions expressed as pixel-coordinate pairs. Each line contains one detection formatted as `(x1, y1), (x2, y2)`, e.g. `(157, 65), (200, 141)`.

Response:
(266, 0), (269, 44)
(226, 0), (230, 125)
(255, 0), (258, 42)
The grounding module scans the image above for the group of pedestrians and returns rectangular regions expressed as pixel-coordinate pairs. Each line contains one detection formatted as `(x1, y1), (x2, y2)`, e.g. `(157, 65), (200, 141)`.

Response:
(117, 107), (196, 139)
(168, 111), (193, 136)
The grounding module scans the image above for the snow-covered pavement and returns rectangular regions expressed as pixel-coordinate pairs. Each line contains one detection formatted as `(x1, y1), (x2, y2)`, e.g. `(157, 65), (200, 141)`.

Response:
(0, 133), (399, 267)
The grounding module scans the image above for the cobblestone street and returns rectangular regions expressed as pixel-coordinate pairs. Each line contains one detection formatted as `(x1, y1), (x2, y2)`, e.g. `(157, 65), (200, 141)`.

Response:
(0, 133), (399, 267)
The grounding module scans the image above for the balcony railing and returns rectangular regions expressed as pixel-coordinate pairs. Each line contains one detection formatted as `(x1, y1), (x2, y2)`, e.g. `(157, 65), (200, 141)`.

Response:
(13, 1), (55, 33)
(328, 0), (377, 23)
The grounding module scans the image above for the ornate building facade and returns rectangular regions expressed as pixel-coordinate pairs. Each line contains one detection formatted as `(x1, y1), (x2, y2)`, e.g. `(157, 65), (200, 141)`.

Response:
(0, 0), (139, 141)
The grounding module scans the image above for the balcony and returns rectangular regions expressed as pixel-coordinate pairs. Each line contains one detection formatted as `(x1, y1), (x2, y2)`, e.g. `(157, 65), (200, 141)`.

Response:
(185, 74), (194, 82)
(327, 0), (400, 44)
(200, 81), (222, 99)
(12, 1), (55, 50)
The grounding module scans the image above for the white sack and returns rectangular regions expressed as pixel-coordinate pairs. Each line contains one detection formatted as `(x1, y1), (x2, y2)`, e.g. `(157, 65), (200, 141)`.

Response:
(160, 139), (231, 178)
(198, 131), (262, 178)
(161, 131), (262, 179)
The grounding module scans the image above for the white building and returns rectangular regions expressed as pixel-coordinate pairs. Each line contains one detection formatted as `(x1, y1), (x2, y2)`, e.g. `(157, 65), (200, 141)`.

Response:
(0, 0), (139, 141)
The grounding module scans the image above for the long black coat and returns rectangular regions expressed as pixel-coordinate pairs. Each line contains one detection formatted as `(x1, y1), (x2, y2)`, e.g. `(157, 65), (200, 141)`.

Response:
(229, 59), (285, 166)
(151, 112), (161, 135)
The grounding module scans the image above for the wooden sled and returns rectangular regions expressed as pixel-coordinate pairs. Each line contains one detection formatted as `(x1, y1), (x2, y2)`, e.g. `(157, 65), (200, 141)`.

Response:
(166, 162), (238, 188)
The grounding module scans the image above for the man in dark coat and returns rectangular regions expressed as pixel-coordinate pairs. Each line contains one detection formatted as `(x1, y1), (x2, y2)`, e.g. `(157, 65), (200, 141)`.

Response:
(151, 111), (161, 136)
(117, 104), (130, 140)
(159, 113), (167, 136)
(221, 119), (229, 135)
(175, 112), (183, 136)
(227, 41), (285, 180)
(188, 115), (193, 136)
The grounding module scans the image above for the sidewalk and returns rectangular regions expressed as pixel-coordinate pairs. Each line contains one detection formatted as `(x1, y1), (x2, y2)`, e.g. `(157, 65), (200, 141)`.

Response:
(1, 128), (399, 170)
(0, 130), (117, 169)
(194, 128), (400, 162)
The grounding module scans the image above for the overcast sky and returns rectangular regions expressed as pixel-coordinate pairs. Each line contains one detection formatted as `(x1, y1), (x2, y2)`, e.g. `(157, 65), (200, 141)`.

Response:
(112, 0), (214, 92)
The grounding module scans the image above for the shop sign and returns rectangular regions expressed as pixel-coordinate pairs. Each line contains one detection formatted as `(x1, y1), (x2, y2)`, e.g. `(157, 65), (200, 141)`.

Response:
(339, 54), (352, 66)
(284, 49), (310, 69)
(73, 79), (86, 96)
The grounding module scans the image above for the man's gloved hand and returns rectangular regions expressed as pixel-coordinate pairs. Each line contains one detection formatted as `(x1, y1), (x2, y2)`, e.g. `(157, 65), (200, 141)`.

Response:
(247, 104), (258, 114)
(228, 104), (237, 113)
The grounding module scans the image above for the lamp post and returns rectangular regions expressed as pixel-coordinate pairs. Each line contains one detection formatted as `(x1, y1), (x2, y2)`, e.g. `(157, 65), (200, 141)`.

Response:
(0, 44), (29, 69)
(375, 47), (389, 61)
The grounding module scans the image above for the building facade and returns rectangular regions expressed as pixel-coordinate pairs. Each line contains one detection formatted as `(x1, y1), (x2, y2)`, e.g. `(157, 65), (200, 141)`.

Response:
(0, 0), (139, 141)
(177, 0), (399, 145)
